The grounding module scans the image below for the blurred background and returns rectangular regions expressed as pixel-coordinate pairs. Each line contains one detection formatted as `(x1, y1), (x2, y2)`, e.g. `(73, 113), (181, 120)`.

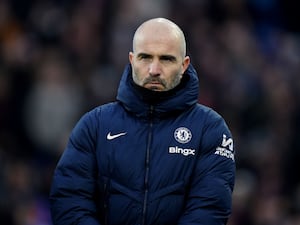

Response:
(0, 0), (300, 224)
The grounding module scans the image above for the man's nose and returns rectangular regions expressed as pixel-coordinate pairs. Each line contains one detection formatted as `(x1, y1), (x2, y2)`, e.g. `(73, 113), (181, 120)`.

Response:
(149, 61), (161, 76)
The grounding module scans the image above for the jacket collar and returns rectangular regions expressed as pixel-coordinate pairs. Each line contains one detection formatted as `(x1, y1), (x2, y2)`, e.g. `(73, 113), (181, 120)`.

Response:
(116, 64), (199, 119)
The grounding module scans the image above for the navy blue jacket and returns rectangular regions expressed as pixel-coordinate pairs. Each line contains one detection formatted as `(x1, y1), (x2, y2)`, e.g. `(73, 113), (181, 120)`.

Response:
(49, 64), (235, 225)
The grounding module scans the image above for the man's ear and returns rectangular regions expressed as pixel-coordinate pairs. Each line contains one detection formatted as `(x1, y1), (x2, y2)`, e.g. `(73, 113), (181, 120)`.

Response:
(129, 52), (134, 64)
(182, 56), (190, 74)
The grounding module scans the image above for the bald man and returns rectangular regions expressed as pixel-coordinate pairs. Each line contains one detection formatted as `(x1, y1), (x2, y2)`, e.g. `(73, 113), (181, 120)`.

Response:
(50, 18), (235, 225)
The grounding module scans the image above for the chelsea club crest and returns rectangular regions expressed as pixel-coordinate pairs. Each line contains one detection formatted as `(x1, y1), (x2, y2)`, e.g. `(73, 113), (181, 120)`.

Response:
(174, 127), (192, 144)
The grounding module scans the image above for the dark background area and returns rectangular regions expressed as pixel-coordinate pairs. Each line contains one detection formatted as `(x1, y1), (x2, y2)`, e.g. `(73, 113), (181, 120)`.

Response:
(1, 0), (300, 224)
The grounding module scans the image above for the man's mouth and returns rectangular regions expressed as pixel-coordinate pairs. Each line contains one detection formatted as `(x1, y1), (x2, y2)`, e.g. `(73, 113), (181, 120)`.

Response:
(144, 82), (164, 91)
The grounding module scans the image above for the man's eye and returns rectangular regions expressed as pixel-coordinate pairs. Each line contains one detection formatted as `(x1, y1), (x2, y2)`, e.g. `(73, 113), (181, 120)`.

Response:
(138, 54), (151, 60)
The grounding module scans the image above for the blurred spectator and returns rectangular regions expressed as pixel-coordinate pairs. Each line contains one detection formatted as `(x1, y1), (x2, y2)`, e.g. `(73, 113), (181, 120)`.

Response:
(23, 48), (84, 156)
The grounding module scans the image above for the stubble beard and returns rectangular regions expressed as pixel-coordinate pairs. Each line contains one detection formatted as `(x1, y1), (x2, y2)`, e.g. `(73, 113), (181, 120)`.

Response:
(133, 72), (182, 92)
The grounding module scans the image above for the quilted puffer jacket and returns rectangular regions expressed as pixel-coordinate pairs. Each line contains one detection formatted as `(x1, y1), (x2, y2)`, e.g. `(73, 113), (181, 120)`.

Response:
(49, 64), (235, 225)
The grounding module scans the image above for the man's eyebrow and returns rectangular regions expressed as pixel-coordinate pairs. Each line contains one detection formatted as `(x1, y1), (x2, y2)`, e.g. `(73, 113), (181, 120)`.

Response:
(160, 55), (177, 61)
(136, 53), (177, 61)
(137, 53), (151, 58)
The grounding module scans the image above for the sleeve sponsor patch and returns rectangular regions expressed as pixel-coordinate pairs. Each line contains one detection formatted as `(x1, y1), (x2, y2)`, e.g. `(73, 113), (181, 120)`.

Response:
(214, 134), (234, 161)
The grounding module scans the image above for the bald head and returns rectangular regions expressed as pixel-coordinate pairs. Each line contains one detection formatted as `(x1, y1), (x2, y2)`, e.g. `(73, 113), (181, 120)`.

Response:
(132, 18), (187, 58)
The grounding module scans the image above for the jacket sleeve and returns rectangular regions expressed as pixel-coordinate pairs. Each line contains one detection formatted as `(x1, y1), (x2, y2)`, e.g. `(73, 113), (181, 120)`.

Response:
(49, 109), (101, 225)
(178, 111), (236, 225)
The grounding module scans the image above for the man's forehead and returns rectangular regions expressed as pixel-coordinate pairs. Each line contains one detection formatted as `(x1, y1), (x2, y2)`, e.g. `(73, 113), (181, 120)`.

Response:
(134, 40), (180, 57)
(134, 31), (180, 50)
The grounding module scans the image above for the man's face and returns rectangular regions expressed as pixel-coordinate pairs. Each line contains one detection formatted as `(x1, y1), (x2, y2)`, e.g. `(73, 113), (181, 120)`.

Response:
(129, 33), (190, 91)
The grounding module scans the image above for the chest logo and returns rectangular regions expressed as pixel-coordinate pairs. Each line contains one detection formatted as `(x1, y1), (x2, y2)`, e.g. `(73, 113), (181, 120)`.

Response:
(174, 127), (192, 144)
(107, 132), (127, 140)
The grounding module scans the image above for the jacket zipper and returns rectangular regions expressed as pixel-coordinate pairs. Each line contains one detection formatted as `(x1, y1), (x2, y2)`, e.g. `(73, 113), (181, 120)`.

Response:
(142, 105), (154, 225)
(103, 182), (108, 225)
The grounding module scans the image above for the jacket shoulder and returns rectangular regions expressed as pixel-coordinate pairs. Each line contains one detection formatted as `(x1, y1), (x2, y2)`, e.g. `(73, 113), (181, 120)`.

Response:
(70, 102), (121, 140)
(89, 102), (120, 114)
(193, 103), (233, 152)
(193, 103), (225, 124)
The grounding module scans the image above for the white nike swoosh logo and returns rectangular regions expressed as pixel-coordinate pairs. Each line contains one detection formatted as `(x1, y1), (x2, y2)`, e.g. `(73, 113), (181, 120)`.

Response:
(107, 132), (127, 140)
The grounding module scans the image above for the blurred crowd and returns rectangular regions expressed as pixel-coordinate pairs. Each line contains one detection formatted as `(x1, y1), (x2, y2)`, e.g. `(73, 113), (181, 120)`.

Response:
(0, 0), (300, 224)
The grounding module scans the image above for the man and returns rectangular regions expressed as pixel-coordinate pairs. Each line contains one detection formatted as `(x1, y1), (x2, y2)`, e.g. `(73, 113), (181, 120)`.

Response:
(49, 17), (235, 225)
